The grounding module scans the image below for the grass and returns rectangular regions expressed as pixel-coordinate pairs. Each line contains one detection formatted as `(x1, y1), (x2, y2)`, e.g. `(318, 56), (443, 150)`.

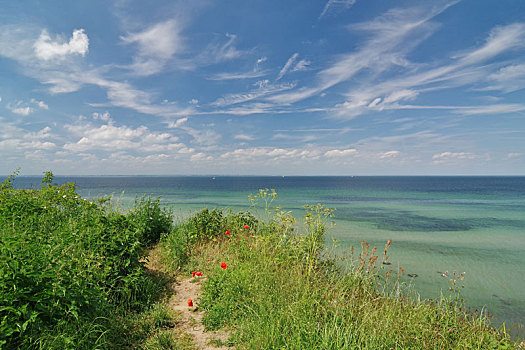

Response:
(1, 174), (522, 349)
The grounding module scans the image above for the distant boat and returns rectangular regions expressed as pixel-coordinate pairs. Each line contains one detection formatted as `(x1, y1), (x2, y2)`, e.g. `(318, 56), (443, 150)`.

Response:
(212, 176), (216, 180)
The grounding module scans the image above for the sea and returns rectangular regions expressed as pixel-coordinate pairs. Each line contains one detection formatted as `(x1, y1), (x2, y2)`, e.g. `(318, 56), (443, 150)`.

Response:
(10, 175), (525, 338)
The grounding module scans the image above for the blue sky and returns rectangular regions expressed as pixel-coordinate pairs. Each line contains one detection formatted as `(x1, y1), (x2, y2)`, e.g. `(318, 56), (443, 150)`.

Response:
(1, 0), (525, 175)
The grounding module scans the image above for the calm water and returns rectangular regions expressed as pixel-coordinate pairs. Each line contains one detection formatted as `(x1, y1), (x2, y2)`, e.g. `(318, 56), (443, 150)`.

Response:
(11, 175), (525, 337)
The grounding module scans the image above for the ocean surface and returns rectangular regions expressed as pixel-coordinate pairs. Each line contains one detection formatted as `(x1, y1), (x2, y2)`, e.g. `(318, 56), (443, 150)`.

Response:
(10, 175), (525, 337)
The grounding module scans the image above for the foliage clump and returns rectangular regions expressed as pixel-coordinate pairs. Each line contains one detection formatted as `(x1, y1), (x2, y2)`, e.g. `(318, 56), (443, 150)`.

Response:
(0, 171), (173, 349)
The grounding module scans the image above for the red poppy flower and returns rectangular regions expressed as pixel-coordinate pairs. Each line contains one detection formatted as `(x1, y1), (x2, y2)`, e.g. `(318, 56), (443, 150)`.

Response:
(192, 271), (196, 277)
(225, 230), (230, 235)
(187, 299), (193, 307)
(196, 272), (203, 277)
(244, 225), (250, 229)
(221, 262), (227, 269)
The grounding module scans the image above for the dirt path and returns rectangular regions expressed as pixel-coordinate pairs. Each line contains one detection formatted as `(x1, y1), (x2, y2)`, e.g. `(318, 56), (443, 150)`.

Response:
(145, 247), (231, 349)
(168, 275), (231, 349)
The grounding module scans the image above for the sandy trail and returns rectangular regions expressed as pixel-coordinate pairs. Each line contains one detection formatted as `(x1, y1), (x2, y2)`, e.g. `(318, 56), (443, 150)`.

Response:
(145, 248), (230, 349)
(168, 275), (231, 349)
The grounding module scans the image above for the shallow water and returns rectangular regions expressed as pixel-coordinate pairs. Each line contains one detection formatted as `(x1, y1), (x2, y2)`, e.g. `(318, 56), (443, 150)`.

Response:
(12, 175), (525, 338)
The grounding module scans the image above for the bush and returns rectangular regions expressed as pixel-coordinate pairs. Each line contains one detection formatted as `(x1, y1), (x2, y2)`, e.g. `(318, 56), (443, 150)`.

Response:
(0, 171), (174, 348)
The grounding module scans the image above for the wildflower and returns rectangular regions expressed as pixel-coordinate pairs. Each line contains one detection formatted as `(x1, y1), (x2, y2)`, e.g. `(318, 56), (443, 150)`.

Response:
(244, 225), (250, 229)
(225, 230), (230, 235)
(221, 262), (227, 269)
(187, 299), (193, 307)
(63, 195), (66, 198)
(196, 272), (203, 277)
(192, 271), (197, 277)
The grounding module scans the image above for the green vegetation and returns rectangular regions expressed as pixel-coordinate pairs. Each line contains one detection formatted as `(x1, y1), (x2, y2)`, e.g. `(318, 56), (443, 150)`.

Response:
(0, 171), (173, 349)
(1, 175), (520, 349)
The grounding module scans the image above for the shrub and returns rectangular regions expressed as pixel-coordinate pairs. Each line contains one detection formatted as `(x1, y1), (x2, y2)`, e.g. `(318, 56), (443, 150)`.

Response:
(0, 171), (174, 348)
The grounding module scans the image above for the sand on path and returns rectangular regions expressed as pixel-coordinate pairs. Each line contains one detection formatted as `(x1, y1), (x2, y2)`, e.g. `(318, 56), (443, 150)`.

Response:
(168, 275), (231, 349)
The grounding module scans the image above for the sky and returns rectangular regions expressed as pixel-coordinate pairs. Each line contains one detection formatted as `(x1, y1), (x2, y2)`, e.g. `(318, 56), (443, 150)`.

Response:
(1, 0), (525, 176)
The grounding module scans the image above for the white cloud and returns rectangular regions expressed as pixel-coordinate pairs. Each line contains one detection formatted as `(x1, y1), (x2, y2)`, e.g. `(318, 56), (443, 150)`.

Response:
(7, 99), (49, 116)
(456, 23), (525, 66)
(208, 70), (268, 81)
(121, 20), (183, 76)
(34, 29), (89, 60)
(379, 150), (400, 158)
(432, 151), (477, 163)
(221, 147), (321, 162)
(30, 99), (49, 109)
(485, 64), (525, 92)
(63, 119), (182, 152)
(167, 117), (188, 128)
(181, 126), (221, 146)
(319, 0), (357, 19)
(212, 33), (243, 61)
(292, 59), (310, 72)
(277, 53), (299, 80)
(234, 134), (255, 141)
(211, 81), (295, 107)
(92, 111), (112, 122)
(453, 104), (525, 115)
(121, 20), (182, 59)
(190, 152), (213, 162)
(189, 99), (199, 105)
(507, 153), (523, 159)
(11, 106), (33, 116)
(324, 149), (357, 157)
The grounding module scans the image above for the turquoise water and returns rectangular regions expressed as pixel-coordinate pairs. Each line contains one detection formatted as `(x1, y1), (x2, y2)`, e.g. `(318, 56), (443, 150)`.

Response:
(12, 176), (525, 337)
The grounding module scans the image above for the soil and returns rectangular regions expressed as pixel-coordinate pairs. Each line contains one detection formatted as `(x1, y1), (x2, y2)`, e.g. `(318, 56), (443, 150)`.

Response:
(145, 247), (231, 349)
(168, 275), (231, 349)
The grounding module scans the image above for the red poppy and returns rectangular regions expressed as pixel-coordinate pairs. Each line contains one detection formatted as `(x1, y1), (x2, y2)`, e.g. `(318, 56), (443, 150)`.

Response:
(244, 225), (250, 229)
(192, 271), (196, 277)
(225, 230), (230, 235)
(187, 299), (193, 307)
(196, 271), (203, 277)
(221, 262), (227, 269)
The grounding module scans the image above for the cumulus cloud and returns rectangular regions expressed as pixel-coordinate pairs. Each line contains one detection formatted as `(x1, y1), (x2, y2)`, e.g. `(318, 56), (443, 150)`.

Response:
(221, 147), (321, 162)
(31, 99), (49, 109)
(324, 149), (357, 157)
(10, 106), (33, 116)
(166, 117), (188, 128)
(432, 151), (477, 163)
(34, 29), (89, 60)
(63, 119), (183, 153)
(92, 111), (112, 122)
(7, 99), (49, 116)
